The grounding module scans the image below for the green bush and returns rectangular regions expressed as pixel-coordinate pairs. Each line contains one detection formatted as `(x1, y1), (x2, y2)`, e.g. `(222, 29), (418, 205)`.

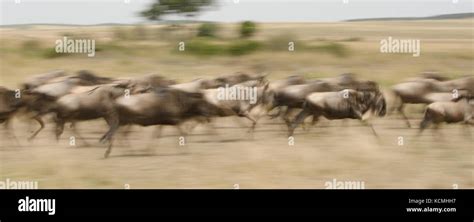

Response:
(21, 40), (41, 50)
(197, 23), (219, 38)
(341, 37), (362, 42)
(228, 40), (261, 56)
(182, 39), (261, 56)
(308, 42), (350, 57)
(240, 21), (257, 38)
(41, 48), (69, 59)
(185, 39), (224, 56)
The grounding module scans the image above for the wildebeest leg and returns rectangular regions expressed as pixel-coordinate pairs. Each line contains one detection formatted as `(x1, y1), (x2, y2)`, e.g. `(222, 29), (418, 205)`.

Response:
(54, 118), (65, 141)
(311, 115), (320, 126)
(361, 120), (378, 137)
(397, 104), (411, 128)
(104, 138), (114, 159)
(103, 119), (119, 158)
(28, 115), (44, 141)
(3, 118), (19, 146)
(288, 109), (312, 137)
(268, 106), (281, 119)
(100, 111), (119, 143)
(282, 107), (293, 127)
(70, 122), (90, 147)
(418, 116), (432, 136)
(241, 111), (257, 133)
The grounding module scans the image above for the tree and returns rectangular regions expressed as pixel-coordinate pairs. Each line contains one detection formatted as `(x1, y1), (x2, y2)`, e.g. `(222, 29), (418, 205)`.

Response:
(240, 21), (257, 38)
(141, 0), (214, 21)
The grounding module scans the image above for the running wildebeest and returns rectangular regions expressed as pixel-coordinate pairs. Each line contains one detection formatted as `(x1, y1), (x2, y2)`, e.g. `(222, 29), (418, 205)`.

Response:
(114, 74), (177, 94)
(0, 87), (23, 143)
(170, 78), (220, 93)
(391, 75), (474, 127)
(51, 84), (128, 144)
(100, 88), (233, 158)
(0, 87), (55, 142)
(419, 93), (473, 135)
(201, 80), (275, 132)
(268, 75), (306, 91)
(23, 72), (175, 140)
(269, 80), (334, 126)
(269, 74), (379, 127)
(214, 72), (267, 86)
(288, 88), (387, 137)
(22, 70), (67, 90)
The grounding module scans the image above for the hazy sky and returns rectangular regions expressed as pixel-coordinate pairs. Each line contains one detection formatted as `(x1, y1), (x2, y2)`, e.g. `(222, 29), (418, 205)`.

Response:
(1, 0), (473, 25)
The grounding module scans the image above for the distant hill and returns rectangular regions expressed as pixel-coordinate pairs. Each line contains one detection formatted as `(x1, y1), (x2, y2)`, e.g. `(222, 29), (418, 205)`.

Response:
(346, 12), (474, 22)
(1, 13), (473, 27)
(0, 20), (202, 28)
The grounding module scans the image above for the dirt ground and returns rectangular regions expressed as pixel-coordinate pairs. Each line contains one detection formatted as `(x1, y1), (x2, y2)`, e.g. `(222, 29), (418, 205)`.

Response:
(1, 112), (472, 188)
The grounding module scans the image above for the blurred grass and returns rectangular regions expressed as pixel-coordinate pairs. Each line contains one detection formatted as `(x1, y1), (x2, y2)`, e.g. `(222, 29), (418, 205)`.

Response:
(0, 20), (473, 88)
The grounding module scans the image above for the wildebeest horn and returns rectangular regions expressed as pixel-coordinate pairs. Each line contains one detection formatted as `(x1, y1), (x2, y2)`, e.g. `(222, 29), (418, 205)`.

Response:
(87, 86), (101, 95)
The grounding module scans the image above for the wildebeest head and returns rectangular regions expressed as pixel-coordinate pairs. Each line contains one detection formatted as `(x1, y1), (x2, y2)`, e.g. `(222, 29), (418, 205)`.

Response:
(86, 83), (127, 99)
(72, 70), (114, 85)
(0, 87), (23, 111)
(214, 72), (268, 87)
(193, 78), (221, 89)
(354, 87), (386, 117)
(19, 89), (58, 114)
(22, 70), (67, 90)
(420, 72), (448, 81)
(373, 91), (387, 117)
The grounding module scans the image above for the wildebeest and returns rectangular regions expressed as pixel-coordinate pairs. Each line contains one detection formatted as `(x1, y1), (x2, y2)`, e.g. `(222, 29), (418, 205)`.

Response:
(419, 94), (473, 134)
(201, 81), (275, 131)
(100, 88), (232, 158)
(22, 70), (67, 90)
(391, 75), (474, 127)
(51, 84), (128, 143)
(170, 78), (220, 93)
(23, 72), (174, 140)
(0, 87), (54, 141)
(269, 74), (379, 126)
(0, 87), (21, 123)
(0, 87), (23, 143)
(114, 74), (176, 94)
(269, 80), (334, 125)
(268, 75), (306, 91)
(214, 72), (267, 86)
(288, 88), (387, 137)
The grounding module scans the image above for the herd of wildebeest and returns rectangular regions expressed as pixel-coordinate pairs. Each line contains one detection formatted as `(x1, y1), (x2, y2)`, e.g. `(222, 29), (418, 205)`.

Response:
(0, 70), (473, 158)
